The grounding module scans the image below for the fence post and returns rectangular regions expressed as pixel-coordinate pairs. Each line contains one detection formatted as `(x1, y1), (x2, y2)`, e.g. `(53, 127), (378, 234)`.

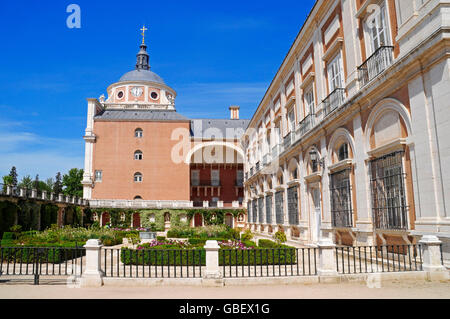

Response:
(202, 240), (223, 286)
(80, 239), (104, 287)
(419, 235), (448, 280)
(317, 238), (339, 283)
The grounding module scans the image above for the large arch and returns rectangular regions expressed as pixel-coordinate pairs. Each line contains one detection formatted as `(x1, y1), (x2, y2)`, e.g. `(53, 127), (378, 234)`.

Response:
(365, 98), (413, 152)
(184, 141), (245, 164)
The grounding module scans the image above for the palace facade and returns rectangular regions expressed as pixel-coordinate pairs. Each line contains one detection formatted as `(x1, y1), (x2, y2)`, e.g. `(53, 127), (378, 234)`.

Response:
(82, 37), (248, 228)
(242, 0), (450, 265)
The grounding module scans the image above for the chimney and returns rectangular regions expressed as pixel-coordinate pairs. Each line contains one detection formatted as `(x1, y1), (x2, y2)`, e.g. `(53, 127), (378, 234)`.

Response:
(229, 105), (240, 120)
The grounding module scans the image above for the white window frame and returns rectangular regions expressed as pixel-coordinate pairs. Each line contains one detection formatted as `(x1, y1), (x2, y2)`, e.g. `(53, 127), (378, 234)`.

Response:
(288, 108), (296, 132)
(191, 170), (200, 186)
(304, 84), (315, 116)
(211, 170), (220, 186)
(134, 151), (143, 160)
(135, 129), (143, 138)
(95, 170), (102, 182)
(364, 2), (391, 56)
(327, 52), (344, 93)
(134, 173), (143, 183)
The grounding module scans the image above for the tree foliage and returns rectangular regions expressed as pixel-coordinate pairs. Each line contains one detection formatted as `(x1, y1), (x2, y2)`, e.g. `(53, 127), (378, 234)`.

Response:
(62, 168), (84, 197)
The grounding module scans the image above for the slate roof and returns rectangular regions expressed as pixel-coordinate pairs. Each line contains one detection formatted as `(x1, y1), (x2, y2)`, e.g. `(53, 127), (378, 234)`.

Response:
(94, 110), (190, 122)
(94, 111), (249, 139)
(190, 119), (250, 139)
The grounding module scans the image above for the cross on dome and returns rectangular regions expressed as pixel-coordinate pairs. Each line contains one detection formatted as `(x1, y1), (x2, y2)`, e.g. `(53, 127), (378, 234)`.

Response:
(140, 25), (148, 45)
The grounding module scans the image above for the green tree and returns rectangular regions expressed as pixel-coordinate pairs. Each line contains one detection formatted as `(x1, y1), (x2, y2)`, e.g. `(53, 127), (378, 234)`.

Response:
(18, 175), (33, 189)
(33, 174), (40, 190)
(45, 178), (54, 191)
(8, 166), (18, 186)
(62, 168), (84, 197)
(53, 172), (63, 194)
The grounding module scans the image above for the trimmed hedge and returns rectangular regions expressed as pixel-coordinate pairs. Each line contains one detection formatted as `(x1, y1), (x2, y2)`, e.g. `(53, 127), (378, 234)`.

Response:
(120, 247), (297, 266)
(187, 238), (229, 245)
(218, 248), (297, 266)
(0, 244), (85, 263)
(120, 247), (206, 266)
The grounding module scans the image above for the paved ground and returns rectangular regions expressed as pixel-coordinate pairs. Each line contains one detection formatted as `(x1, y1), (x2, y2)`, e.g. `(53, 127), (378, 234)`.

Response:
(0, 279), (449, 299)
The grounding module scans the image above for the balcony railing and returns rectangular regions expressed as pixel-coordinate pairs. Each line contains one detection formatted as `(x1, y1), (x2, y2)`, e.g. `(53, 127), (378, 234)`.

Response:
(323, 88), (346, 116)
(298, 113), (315, 138)
(283, 132), (292, 149)
(250, 167), (254, 177)
(358, 46), (394, 87)
(272, 144), (279, 159)
(263, 153), (271, 166)
(255, 161), (260, 172)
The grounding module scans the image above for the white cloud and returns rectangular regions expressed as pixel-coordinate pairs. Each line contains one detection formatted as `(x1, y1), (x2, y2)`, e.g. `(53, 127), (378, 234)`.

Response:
(0, 121), (84, 180)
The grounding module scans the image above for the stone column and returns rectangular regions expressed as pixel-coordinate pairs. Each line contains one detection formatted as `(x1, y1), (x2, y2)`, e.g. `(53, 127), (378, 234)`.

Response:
(6, 185), (12, 196)
(80, 239), (104, 287)
(42, 191), (47, 200)
(419, 235), (448, 280)
(317, 237), (339, 283)
(31, 189), (37, 198)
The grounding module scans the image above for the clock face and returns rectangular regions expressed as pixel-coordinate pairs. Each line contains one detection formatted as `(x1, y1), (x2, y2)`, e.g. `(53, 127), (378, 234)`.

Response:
(131, 87), (143, 97)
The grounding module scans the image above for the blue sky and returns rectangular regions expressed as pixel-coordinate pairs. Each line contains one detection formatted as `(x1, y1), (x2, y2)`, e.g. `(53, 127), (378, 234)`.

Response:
(0, 0), (315, 180)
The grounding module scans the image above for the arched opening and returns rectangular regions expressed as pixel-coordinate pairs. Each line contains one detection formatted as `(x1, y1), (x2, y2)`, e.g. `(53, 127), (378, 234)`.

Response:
(134, 173), (143, 183)
(134, 150), (143, 161)
(135, 128), (143, 138)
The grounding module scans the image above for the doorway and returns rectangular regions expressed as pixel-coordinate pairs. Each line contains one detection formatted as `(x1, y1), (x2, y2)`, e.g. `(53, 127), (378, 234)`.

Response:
(225, 214), (234, 228)
(194, 213), (203, 227)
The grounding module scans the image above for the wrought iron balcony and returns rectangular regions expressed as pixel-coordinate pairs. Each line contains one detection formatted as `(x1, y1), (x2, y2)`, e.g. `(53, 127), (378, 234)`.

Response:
(250, 167), (254, 176)
(263, 153), (271, 166)
(298, 113), (315, 138)
(323, 88), (346, 116)
(255, 161), (260, 172)
(272, 144), (279, 159)
(283, 132), (292, 149)
(358, 46), (394, 87)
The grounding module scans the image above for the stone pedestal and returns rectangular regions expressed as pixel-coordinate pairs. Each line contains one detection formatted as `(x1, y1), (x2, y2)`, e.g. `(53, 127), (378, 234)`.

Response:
(80, 239), (104, 287)
(202, 240), (223, 286)
(419, 236), (447, 273)
(317, 237), (339, 282)
(164, 221), (171, 231)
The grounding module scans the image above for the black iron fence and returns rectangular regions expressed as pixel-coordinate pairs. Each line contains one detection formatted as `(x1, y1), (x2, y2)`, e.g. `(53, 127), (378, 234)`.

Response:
(102, 248), (204, 278)
(220, 248), (317, 278)
(0, 246), (85, 284)
(336, 245), (423, 274)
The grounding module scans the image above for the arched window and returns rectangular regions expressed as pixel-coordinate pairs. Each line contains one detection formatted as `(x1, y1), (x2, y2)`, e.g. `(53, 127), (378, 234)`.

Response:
(135, 128), (143, 138)
(134, 150), (143, 160)
(134, 196), (143, 200)
(338, 143), (349, 161)
(134, 173), (143, 183)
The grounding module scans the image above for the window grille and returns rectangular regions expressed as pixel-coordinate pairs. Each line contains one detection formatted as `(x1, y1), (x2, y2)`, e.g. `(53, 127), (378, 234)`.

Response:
(287, 186), (299, 225)
(330, 169), (353, 228)
(258, 197), (264, 224)
(265, 195), (273, 224)
(275, 191), (284, 225)
(370, 151), (408, 230)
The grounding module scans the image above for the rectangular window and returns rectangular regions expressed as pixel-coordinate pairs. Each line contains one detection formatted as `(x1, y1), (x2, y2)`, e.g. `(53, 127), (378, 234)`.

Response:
(288, 109), (295, 132)
(265, 195), (273, 224)
(275, 191), (284, 225)
(287, 186), (299, 225)
(95, 170), (102, 182)
(370, 151), (408, 230)
(211, 170), (220, 186)
(258, 197), (265, 224)
(191, 170), (200, 186)
(236, 170), (243, 186)
(366, 4), (389, 54)
(327, 52), (344, 92)
(304, 86), (315, 116)
(330, 169), (353, 228)
(252, 200), (258, 223)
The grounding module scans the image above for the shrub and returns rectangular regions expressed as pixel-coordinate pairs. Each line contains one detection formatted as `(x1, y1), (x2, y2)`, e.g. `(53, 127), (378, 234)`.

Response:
(241, 229), (254, 241)
(156, 236), (166, 242)
(273, 231), (287, 244)
(258, 239), (279, 248)
(219, 248), (296, 265)
(242, 240), (257, 248)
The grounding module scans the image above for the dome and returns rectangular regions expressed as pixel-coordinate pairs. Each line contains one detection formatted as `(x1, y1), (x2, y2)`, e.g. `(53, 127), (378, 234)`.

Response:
(119, 69), (166, 85)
